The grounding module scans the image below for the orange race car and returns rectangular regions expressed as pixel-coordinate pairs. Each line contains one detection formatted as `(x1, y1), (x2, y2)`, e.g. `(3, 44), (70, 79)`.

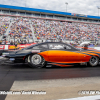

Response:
(2, 42), (100, 68)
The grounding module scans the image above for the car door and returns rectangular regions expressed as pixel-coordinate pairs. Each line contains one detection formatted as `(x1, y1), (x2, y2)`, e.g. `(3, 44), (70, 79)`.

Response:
(48, 43), (80, 63)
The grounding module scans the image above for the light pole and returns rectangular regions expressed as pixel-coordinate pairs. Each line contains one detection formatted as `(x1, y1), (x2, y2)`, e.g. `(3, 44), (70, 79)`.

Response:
(97, 6), (100, 16)
(65, 2), (68, 12)
(25, 0), (27, 7)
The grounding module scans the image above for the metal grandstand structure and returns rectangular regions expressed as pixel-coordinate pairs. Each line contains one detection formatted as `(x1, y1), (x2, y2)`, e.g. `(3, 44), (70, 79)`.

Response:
(0, 4), (100, 23)
(0, 4), (100, 44)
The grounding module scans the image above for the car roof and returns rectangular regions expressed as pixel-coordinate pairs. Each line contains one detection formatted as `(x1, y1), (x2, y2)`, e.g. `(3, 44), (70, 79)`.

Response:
(38, 42), (66, 45)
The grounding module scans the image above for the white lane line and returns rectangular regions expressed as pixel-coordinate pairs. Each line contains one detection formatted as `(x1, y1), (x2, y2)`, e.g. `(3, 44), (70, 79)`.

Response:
(58, 95), (100, 100)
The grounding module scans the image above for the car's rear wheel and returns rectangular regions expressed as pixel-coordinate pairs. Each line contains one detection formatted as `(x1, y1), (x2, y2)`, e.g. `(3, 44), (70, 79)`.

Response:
(88, 56), (99, 67)
(29, 54), (46, 68)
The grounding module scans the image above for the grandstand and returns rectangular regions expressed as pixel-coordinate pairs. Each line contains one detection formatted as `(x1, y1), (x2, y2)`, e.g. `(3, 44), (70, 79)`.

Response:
(0, 4), (100, 44)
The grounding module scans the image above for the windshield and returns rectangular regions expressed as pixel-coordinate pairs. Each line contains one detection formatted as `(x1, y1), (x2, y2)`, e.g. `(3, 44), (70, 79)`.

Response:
(66, 43), (79, 51)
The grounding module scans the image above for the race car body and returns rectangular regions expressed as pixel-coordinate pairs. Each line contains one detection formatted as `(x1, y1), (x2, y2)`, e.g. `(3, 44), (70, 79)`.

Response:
(2, 42), (100, 68)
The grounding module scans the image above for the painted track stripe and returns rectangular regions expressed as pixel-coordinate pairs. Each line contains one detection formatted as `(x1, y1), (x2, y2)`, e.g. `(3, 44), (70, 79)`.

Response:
(58, 95), (100, 100)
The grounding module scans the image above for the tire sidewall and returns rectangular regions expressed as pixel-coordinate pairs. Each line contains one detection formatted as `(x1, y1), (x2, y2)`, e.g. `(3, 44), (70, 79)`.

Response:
(89, 56), (99, 67)
(30, 54), (45, 68)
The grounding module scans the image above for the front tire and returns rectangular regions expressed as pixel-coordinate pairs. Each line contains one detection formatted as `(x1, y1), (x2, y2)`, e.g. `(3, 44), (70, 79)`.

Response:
(30, 54), (46, 68)
(88, 56), (99, 67)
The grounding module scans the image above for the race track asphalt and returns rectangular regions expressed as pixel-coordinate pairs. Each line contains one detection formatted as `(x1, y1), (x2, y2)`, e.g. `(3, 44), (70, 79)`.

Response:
(0, 64), (100, 100)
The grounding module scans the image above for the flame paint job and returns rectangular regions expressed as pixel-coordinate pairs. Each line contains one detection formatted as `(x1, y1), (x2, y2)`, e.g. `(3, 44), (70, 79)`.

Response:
(38, 50), (97, 64)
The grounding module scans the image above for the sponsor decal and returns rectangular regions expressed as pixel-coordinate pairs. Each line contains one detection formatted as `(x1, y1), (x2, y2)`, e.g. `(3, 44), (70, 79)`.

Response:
(2, 52), (9, 57)
(8, 45), (15, 49)
(71, 13), (87, 17)
(32, 50), (40, 53)
(0, 46), (4, 48)
(9, 58), (15, 61)
(0, 45), (4, 49)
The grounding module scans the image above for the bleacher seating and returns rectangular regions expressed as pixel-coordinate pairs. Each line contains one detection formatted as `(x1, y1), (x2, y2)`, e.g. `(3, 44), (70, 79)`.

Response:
(0, 16), (100, 44)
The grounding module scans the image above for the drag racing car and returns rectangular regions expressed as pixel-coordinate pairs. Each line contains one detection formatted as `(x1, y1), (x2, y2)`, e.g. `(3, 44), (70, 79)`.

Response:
(1, 42), (100, 68)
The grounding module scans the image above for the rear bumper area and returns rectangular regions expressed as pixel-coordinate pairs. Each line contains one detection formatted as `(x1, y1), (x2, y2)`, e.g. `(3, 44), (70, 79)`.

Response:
(0, 56), (9, 61)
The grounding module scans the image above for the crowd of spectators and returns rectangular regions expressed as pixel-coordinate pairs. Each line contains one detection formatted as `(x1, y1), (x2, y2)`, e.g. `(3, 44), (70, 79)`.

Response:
(32, 18), (100, 43)
(0, 16), (10, 39)
(9, 18), (33, 40)
(0, 16), (100, 45)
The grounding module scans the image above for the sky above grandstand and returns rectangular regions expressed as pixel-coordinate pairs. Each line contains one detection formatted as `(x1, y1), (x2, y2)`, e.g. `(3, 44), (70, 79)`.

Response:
(0, 0), (100, 16)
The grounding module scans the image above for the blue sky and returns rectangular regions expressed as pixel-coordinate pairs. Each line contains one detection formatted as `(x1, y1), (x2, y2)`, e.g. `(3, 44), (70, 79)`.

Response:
(0, 0), (100, 16)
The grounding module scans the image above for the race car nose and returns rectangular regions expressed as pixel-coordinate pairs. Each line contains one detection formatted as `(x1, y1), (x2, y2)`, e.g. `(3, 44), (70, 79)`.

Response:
(2, 52), (16, 58)
(0, 56), (8, 61)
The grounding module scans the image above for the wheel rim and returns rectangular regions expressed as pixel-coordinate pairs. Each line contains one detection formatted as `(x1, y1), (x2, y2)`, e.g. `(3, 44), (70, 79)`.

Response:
(90, 56), (98, 66)
(31, 55), (42, 65)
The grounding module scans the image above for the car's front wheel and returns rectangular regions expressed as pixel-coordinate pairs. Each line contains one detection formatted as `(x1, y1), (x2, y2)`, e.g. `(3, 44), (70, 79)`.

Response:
(29, 54), (46, 68)
(88, 56), (99, 67)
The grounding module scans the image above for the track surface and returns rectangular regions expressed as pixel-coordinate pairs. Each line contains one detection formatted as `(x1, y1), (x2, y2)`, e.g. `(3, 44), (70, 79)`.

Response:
(0, 64), (100, 100)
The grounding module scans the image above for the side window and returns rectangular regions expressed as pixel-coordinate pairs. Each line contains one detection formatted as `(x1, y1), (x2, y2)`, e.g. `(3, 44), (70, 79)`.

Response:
(49, 44), (72, 50)
(32, 44), (48, 49)
(49, 44), (65, 49)
(40, 44), (48, 49)
(65, 45), (71, 49)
